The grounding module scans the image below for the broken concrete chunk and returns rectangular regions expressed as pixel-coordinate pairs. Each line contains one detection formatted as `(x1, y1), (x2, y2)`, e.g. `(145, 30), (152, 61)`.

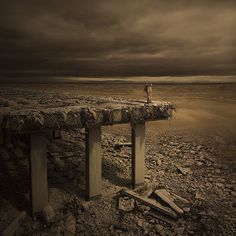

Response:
(118, 197), (135, 212)
(195, 192), (205, 201)
(183, 207), (191, 213)
(42, 204), (56, 225)
(154, 190), (184, 215)
(216, 183), (224, 188)
(231, 191), (236, 197)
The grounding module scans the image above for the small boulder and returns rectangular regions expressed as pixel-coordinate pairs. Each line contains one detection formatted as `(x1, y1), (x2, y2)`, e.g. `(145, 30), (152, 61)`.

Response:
(42, 204), (56, 225)
(118, 197), (135, 212)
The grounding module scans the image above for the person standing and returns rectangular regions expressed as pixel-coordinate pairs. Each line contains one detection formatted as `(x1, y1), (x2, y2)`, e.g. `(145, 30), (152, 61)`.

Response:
(144, 83), (153, 103)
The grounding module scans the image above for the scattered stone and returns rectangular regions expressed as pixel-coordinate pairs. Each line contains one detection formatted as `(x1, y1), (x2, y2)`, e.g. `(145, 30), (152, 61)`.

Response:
(176, 166), (193, 175)
(183, 207), (191, 213)
(118, 197), (135, 212)
(176, 226), (185, 235)
(42, 204), (56, 225)
(196, 161), (204, 166)
(137, 218), (144, 227)
(216, 183), (224, 188)
(195, 192), (205, 201)
(155, 224), (165, 236)
(64, 213), (76, 235)
(230, 191), (236, 197)
(197, 145), (202, 151)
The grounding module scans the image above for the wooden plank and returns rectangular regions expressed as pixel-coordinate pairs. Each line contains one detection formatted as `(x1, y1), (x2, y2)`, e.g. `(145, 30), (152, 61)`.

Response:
(154, 190), (184, 215)
(131, 122), (145, 187)
(148, 212), (175, 226)
(122, 190), (177, 219)
(158, 189), (189, 204)
(158, 189), (174, 201)
(85, 126), (102, 199)
(29, 132), (48, 214)
(171, 192), (190, 204)
(141, 188), (153, 198)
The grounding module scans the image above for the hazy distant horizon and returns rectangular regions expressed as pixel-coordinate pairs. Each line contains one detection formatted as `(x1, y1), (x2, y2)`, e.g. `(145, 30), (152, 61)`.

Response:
(1, 75), (236, 84)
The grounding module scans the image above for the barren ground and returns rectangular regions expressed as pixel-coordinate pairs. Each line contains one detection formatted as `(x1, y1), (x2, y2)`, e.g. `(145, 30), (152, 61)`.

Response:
(0, 84), (236, 235)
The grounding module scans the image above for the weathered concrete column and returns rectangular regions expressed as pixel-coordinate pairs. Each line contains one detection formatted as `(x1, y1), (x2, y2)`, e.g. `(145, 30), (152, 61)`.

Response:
(29, 132), (48, 214)
(131, 122), (145, 188)
(85, 126), (102, 199)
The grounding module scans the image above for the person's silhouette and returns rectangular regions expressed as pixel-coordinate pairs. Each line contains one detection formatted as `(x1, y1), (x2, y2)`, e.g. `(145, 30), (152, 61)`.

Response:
(144, 83), (152, 103)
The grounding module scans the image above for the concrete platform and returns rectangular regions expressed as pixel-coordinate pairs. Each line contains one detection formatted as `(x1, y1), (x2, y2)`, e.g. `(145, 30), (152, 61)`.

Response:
(0, 99), (173, 133)
(0, 88), (174, 214)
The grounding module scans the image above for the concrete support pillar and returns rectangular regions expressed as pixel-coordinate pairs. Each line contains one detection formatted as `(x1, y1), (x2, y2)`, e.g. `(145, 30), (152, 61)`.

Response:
(131, 122), (145, 188)
(85, 126), (102, 199)
(29, 132), (48, 214)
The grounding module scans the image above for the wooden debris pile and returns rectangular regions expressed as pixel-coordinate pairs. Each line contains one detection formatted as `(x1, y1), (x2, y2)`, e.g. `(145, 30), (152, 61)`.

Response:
(118, 188), (190, 224)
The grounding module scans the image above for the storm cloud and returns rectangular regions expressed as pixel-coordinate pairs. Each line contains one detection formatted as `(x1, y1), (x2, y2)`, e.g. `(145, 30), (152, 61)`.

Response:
(0, 0), (235, 78)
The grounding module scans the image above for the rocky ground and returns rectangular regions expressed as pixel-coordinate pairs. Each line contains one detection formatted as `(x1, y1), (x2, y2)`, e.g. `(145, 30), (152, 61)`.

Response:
(0, 123), (235, 235)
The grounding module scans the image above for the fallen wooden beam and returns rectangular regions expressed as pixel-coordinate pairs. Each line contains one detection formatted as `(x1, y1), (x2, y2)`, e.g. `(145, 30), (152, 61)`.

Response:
(154, 190), (184, 215)
(171, 192), (190, 204)
(141, 188), (153, 198)
(122, 190), (177, 219)
(157, 189), (189, 204)
(148, 212), (175, 226)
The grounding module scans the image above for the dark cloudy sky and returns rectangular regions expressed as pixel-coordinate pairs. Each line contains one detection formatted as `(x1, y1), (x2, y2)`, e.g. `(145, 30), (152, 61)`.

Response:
(0, 0), (235, 78)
